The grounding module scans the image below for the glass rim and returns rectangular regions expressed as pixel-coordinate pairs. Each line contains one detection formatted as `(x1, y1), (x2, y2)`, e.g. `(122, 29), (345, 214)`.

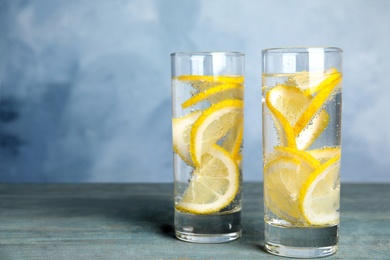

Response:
(262, 46), (343, 54)
(171, 51), (244, 57)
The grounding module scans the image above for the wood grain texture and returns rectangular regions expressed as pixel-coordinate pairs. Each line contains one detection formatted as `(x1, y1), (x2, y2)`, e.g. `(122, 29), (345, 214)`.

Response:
(0, 183), (389, 259)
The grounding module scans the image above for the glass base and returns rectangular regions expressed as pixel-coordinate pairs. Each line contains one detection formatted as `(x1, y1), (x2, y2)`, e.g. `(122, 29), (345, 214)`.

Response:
(264, 222), (338, 258)
(265, 243), (338, 258)
(176, 230), (241, 243)
(174, 210), (241, 243)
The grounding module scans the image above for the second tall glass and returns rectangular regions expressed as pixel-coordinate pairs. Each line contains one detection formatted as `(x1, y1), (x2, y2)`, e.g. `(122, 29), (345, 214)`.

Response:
(262, 47), (342, 258)
(171, 52), (244, 243)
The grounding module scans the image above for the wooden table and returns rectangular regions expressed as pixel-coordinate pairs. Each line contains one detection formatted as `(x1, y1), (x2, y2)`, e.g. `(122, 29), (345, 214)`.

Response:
(0, 183), (389, 259)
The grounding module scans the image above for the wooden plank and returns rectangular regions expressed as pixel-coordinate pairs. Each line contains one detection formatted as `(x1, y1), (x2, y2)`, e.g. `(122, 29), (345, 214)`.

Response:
(0, 183), (389, 259)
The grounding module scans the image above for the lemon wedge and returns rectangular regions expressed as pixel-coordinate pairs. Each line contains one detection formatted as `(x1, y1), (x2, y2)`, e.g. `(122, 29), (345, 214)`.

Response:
(181, 83), (244, 109)
(176, 144), (240, 214)
(190, 99), (244, 167)
(172, 111), (202, 166)
(299, 154), (341, 225)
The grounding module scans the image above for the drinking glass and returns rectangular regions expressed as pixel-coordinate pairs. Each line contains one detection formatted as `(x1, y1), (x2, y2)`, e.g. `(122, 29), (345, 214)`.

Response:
(171, 52), (244, 243)
(262, 47), (342, 257)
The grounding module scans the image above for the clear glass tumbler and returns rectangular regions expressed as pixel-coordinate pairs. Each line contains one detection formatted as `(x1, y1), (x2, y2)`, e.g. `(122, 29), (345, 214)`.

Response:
(262, 47), (342, 258)
(171, 52), (244, 243)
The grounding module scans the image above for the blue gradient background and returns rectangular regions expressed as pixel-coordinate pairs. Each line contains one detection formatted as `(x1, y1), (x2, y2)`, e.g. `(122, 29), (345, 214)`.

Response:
(0, 0), (389, 182)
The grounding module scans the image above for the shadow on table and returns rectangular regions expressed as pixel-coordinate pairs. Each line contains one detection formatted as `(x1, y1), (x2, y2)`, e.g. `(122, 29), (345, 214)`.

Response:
(113, 185), (176, 239)
(3, 184), (176, 239)
(241, 215), (266, 253)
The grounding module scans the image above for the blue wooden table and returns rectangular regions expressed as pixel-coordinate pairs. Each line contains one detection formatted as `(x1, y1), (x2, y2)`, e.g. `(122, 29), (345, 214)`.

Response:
(0, 183), (389, 259)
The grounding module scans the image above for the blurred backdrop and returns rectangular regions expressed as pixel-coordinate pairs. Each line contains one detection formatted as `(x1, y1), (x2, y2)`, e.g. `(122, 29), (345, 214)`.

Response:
(0, 0), (389, 182)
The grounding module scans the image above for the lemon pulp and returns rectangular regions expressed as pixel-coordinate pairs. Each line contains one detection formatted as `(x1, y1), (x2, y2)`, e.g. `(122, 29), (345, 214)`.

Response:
(176, 144), (240, 214)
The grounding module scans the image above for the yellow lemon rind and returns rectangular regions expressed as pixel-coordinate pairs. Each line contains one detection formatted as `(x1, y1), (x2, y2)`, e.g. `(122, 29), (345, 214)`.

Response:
(307, 146), (341, 164)
(288, 68), (340, 96)
(296, 109), (330, 151)
(181, 83), (244, 109)
(221, 117), (244, 162)
(298, 154), (341, 226)
(265, 88), (297, 148)
(302, 70), (341, 96)
(294, 73), (342, 135)
(273, 146), (321, 169)
(175, 75), (244, 84)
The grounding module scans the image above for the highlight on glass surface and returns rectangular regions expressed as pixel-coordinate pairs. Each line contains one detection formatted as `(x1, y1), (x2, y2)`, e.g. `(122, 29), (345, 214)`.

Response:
(171, 52), (244, 243)
(262, 47), (342, 258)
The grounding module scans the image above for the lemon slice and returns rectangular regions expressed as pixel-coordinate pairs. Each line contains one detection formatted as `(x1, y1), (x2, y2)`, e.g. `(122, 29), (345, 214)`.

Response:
(235, 154), (243, 166)
(176, 144), (240, 214)
(190, 99), (244, 166)
(307, 146), (341, 164)
(264, 156), (308, 224)
(265, 85), (300, 148)
(176, 75), (244, 93)
(265, 84), (331, 149)
(172, 111), (202, 166)
(287, 71), (327, 95)
(220, 117), (244, 162)
(273, 146), (320, 172)
(181, 83), (244, 109)
(299, 154), (341, 225)
(294, 72), (342, 134)
(296, 110), (330, 150)
(287, 68), (340, 96)
(264, 147), (320, 225)
(176, 75), (244, 84)
(266, 85), (309, 126)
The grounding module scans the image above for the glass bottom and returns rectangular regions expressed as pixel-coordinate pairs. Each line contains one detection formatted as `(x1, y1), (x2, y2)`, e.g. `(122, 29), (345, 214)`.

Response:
(174, 210), (241, 243)
(264, 243), (338, 258)
(264, 222), (338, 258)
(175, 230), (242, 243)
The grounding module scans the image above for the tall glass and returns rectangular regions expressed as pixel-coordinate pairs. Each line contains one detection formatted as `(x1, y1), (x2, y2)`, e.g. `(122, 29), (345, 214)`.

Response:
(171, 52), (244, 243)
(262, 47), (342, 258)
